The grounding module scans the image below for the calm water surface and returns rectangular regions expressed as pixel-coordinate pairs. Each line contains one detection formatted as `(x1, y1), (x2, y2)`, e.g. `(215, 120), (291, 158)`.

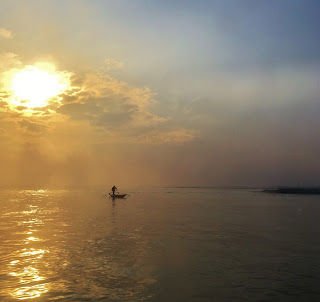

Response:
(0, 187), (319, 301)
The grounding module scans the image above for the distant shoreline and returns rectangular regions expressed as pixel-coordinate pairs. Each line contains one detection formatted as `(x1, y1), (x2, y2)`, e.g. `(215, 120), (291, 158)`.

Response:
(263, 187), (320, 195)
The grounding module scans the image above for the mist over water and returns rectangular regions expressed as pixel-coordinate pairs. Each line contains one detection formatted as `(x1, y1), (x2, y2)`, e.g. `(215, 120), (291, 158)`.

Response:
(0, 187), (319, 301)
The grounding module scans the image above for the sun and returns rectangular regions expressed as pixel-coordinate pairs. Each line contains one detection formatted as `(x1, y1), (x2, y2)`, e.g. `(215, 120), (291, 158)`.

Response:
(11, 66), (68, 108)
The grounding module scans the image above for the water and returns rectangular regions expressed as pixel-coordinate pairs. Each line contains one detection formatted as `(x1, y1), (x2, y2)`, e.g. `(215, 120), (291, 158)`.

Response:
(0, 187), (320, 301)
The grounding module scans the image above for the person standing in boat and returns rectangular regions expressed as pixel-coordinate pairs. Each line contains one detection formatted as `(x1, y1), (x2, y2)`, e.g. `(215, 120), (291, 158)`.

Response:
(111, 185), (117, 195)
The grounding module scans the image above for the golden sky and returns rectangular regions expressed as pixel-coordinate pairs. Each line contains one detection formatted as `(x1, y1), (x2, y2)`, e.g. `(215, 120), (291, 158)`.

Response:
(0, 49), (196, 186)
(1, 1), (320, 187)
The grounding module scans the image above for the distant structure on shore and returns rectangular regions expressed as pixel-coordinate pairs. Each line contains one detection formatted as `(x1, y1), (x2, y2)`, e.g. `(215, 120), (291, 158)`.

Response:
(263, 187), (320, 195)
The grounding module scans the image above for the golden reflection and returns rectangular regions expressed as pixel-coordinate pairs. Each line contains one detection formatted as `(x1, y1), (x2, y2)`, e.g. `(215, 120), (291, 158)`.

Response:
(9, 248), (49, 300)
(26, 236), (38, 241)
(18, 218), (44, 226)
(9, 266), (44, 281)
(22, 210), (37, 214)
(11, 284), (49, 300)
(31, 190), (48, 196)
(7, 195), (51, 301)
(24, 236), (43, 244)
(13, 231), (36, 237)
(3, 189), (70, 300)
(20, 248), (46, 258)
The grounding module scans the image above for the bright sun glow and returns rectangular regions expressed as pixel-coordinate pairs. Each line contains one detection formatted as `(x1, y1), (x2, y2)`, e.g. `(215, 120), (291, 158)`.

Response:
(11, 66), (68, 108)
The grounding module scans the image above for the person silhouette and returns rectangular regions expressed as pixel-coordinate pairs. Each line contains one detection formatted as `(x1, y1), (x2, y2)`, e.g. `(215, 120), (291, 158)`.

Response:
(111, 185), (117, 195)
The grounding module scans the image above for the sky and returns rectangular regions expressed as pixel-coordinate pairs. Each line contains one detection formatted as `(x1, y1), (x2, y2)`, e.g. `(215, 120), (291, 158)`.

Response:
(0, 0), (320, 187)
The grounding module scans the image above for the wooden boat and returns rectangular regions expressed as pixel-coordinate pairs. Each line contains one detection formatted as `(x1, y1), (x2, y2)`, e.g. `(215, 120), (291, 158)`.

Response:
(109, 193), (127, 198)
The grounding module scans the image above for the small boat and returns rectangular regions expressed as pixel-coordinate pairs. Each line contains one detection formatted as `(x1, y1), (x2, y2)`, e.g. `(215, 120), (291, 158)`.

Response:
(109, 193), (127, 198)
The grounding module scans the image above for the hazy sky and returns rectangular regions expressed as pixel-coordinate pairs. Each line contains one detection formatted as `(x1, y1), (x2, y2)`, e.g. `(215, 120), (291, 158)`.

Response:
(1, 0), (320, 187)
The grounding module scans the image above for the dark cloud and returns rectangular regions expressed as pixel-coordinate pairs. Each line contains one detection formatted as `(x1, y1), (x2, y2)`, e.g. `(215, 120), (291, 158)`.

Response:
(95, 111), (133, 128)
(57, 102), (102, 121)
(0, 101), (9, 107)
(58, 93), (79, 103)
(17, 119), (47, 134)
(15, 105), (29, 111)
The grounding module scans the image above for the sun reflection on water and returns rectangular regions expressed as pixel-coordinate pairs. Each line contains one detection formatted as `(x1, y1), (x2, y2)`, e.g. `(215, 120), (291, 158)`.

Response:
(20, 248), (46, 258)
(24, 237), (44, 244)
(31, 190), (48, 196)
(11, 284), (49, 300)
(18, 217), (44, 226)
(4, 190), (52, 300)
(8, 247), (50, 300)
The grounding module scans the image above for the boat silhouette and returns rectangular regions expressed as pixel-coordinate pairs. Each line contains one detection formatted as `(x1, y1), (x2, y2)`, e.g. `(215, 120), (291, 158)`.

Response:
(109, 193), (127, 198)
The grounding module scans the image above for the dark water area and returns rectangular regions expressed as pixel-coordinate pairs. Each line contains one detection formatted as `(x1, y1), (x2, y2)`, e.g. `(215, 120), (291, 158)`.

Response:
(0, 187), (320, 301)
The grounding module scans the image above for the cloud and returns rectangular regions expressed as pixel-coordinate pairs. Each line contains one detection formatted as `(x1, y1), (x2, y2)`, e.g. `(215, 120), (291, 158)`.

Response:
(104, 58), (124, 71)
(57, 102), (102, 121)
(139, 128), (196, 144)
(0, 53), (23, 98)
(0, 28), (14, 39)
(0, 53), (21, 71)
(55, 72), (192, 143)
(0, 101), (9, 108)
(17, 119), (48, 134)
(0, 45), (199, 186)
(0, 50), (194, 146)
